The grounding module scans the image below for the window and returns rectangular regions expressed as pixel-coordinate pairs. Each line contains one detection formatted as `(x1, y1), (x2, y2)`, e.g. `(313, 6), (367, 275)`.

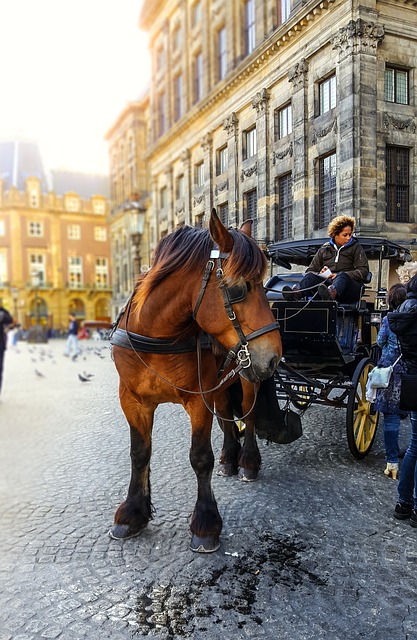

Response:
(95, 258), (109, 288)
(68, 224), (81, 240)
(244, 189), (257, 221)
(217, 27), (227, 81)
(156, 46), (165, 72)
(386, 146), (409, 223)
(66, 196), (79, 212)
(219, 202), (229, 227)
(191, 0), (201, 26)
(244, 0), (256, 55)
(317, 152), (336, 229)
(68, 256), (83, 289)
(243, 126), (257, 160)
(29, 189), (39, 208)
(93, 199), (105, 214)
(275, 104), (292, 140)
(195, 213), (204, 228)
(0, 251), (7, 284)
(176, 174), (185, 199)
(195, 161), (205, 187)
(174, 74), (183, 121)
(385, 67), (409, 105)
(194, 52), (203, 103)
(279, 0), (290, 23)
(158, 92), (166, 136)
(29, 221), (43, 237)
(275, 174), (293, 240)
(216, 146), (228, 175)
(319, 74), (336, 115)
(30, 254), (45, 285)
(0, 220), (4, 236)
(173, 25), (182, 50)
(94, 226), (107, 241)
(160, 186), (167, 211)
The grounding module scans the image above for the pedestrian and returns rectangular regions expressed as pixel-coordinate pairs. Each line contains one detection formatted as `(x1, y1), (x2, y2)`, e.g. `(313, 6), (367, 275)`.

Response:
(374, 284), (407, 479)
(64, 313), (80, 359)
(0, 301), (13, 395)
(388, 273), (417, 526)
(282, 215), (369, 302)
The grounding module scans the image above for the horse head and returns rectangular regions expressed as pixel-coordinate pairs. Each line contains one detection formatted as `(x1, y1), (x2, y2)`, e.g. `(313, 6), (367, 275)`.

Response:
(199, 209), (282, 383)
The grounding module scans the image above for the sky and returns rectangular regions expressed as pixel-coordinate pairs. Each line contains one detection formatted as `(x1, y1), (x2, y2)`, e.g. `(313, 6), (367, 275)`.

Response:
(0, 0), (150, 175)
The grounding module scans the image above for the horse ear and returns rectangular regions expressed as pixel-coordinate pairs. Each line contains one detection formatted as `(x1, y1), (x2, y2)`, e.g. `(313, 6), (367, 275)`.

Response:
(209, 208), (234, 253)
(240, 219), (253, 238)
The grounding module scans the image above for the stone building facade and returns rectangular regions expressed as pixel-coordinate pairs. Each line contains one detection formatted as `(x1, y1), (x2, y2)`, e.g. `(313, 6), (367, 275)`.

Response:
(105, 96), (151, 319)
(0, 154), (111, 332)
(136, 0), (417, 285)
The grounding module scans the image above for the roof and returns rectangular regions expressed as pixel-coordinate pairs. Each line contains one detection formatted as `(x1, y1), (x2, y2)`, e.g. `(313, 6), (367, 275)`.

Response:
(266, 237), (413, 270)
(51, 170), (109, 199)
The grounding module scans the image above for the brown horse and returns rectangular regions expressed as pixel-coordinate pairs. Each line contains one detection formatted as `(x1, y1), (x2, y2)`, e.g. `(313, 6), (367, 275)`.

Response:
(109, 209), (282, 552)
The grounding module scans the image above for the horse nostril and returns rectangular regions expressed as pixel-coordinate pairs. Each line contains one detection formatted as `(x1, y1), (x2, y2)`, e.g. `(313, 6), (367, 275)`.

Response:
(269, 355), (278, 372)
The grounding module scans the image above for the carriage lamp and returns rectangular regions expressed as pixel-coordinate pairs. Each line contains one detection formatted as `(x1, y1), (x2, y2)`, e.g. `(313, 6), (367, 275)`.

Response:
(370, 312), (382, 326)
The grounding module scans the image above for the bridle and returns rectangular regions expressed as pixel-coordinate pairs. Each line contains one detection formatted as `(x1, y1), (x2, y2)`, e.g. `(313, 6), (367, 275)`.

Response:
(192, 247), (280, 375)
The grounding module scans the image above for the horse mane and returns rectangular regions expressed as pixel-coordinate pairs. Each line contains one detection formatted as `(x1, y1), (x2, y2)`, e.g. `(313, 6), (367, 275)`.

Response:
(134, 224), (267, 308)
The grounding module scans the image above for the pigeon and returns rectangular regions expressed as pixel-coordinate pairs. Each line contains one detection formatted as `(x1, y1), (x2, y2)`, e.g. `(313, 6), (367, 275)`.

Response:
(78, 373), (91, 382)
(83, 371), (94, 379)
(35, 369), (45, 378)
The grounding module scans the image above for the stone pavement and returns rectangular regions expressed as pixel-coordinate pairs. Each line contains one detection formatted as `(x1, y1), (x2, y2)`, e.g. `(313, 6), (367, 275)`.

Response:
(0, 338), (416, 640)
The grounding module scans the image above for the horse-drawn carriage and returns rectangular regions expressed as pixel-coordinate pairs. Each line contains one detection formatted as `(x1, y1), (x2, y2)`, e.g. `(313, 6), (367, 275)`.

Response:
(265, 237), (412, 459)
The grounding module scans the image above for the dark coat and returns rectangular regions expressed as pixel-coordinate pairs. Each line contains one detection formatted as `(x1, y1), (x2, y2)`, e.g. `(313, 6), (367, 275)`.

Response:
(388, 293), (417, 373)
(305, 237), (369, 283)
(0, 307), (13, 351)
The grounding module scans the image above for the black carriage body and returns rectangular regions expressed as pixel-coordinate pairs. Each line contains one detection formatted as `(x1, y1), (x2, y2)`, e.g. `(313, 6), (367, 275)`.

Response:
(264, 236), (412, 458)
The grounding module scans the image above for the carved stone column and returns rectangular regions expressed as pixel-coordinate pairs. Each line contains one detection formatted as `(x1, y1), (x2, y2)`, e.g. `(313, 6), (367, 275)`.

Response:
(223, 112), (239, 226)
(164, 165), (174, 232)
(332, 18), (385, 232)
(288, 58), (308, 239)
(201, 132), (213, 218)
(252, 88), (270, 241)
(180, 148), (191, 226)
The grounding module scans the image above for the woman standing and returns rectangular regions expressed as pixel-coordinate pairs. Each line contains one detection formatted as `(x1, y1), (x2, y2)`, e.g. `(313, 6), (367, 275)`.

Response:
(374, 284), (407, 479)
(388, 274), (417, 526)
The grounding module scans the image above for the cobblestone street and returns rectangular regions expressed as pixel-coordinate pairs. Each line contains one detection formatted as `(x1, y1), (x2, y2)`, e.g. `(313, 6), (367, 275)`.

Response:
(0, 339), (416, 640)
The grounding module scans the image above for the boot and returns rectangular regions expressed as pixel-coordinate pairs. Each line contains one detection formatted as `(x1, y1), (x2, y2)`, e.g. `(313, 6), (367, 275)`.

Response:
(282, 285), (302, 301)
(318, 283), (337, 300)
(384, 462), (399, 480)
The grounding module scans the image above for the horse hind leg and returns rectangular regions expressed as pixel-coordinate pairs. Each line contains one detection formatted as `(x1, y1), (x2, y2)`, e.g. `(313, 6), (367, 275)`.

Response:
(237, 417), (261, 482)
(109, 404), (154, 540)
(215, 389), (241, 477)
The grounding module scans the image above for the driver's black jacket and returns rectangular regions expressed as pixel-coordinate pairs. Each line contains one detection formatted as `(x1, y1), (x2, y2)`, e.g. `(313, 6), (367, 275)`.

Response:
(305, 237), (369, 283)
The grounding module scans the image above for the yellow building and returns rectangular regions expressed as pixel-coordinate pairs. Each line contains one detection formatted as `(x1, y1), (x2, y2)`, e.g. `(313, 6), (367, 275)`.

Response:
(0, 139), (112, 333)
(135, 0), (417, 286)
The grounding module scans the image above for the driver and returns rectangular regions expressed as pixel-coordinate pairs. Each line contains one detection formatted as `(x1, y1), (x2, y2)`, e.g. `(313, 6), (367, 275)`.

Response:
(282, 215), (369, 302)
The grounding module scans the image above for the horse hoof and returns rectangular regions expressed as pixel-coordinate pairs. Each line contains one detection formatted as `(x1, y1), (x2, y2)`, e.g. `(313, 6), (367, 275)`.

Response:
(108, 523), (143, 540)
(216, 463), (238, 477)
(190, 535), (220, 553)
(238, 467), (258, 482)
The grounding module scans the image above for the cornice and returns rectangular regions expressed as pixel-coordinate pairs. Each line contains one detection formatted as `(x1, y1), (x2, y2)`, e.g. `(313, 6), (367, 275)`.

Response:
(146, 0), (336, 160)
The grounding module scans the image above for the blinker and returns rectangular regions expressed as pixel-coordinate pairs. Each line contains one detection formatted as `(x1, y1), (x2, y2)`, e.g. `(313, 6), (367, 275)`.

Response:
(227, 282), (248, 304)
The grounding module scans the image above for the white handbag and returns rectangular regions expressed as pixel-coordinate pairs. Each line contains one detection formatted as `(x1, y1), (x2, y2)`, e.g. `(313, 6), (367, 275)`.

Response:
(369, 355), (401, 389)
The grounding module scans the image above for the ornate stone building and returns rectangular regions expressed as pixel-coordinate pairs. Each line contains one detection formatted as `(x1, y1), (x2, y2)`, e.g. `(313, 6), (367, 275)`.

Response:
(137, 0), (417, 282)
(105, 95), (151, 319)
(0, 139), (111, 332)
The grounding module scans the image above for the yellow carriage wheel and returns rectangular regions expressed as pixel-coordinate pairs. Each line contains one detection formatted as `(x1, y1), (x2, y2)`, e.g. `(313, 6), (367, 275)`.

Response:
(346, 358), (379, 459)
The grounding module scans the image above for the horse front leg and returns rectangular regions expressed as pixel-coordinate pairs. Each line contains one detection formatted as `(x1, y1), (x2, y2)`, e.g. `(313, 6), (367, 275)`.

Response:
(109, 393), (155, 540)
(187, 401), (223, 553)
(237, 380), (261, 482)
